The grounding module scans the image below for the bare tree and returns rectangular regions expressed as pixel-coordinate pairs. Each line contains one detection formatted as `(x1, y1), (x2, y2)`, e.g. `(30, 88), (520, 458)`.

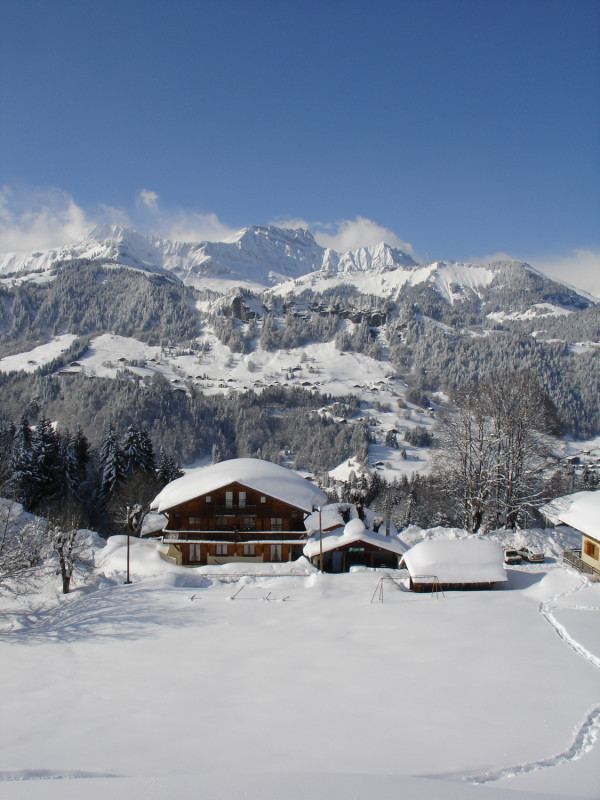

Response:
(107, 469), (160, 537)
(436, 372), (556, 532)
(47, 504), (95, 594)
(0, 500), (47, 595)
(436, 385), (499, 532)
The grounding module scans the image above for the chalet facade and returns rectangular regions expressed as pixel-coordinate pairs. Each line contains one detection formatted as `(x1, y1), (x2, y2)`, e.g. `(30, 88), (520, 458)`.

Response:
(541, 490), (600, 578)
(150, 458), (328, 566)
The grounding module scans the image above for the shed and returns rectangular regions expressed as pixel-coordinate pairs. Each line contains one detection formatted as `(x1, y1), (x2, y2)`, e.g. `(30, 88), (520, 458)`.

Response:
(303, 518), (404, 572)
(400, 539), (507, 592)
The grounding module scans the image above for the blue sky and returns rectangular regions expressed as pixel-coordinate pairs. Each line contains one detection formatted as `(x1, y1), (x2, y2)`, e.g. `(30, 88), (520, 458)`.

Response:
(1, 0), (599, 291)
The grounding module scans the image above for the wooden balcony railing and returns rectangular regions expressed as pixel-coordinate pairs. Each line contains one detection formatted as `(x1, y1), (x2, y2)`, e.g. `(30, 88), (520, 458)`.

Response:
(163, 530), (307, 543)
(214, 504), (257, 516)
(563, 548), (600, 578)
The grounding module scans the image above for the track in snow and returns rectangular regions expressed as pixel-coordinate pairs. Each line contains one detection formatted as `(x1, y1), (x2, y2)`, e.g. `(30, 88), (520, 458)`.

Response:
(463, 575), (600, 785)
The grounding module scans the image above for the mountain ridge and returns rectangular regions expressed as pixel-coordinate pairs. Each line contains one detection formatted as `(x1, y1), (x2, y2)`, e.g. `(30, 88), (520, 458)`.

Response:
(1, 224), (593, 315)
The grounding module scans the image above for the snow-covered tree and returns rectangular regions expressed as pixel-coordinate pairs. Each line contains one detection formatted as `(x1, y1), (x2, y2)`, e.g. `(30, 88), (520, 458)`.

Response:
(99, 424), (126, 501)
(156, 449), (183, 489)
(384, 429), (398, 449)
(436, 371), (555, 531)
(47, 506), (94, 594)
(121, 426), (155, 476)
(7, 415), (35, 508)
(0, 500), (47, 594)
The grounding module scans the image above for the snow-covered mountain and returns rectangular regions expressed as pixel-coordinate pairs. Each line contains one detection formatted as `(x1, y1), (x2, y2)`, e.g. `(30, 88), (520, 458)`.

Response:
(1, 224), (592, 318)
(0, 223), (420, 292)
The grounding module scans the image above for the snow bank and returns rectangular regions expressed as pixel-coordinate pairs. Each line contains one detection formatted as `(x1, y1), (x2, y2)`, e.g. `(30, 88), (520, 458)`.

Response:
(401, 538), (507, 584)
(399, 524), (580, 561)
(151, 457), (327, 514)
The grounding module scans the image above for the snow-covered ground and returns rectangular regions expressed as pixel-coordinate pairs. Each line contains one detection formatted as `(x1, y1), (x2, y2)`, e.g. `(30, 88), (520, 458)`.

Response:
(1, 527), (599, 800)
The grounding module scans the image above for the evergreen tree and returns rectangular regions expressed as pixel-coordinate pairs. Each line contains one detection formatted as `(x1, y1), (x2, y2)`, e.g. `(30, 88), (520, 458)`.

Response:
(7, 415), (35, 508)
(156, 449), (183, 489)
(99, 424), (126, 501)
(61, 432), (82, 500)
(30, 417), (62, 508)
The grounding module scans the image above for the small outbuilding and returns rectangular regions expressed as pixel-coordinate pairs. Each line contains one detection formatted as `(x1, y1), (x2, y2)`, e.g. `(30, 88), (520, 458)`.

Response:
(303, 509), (404, 572)
(400, 539), (507, 592)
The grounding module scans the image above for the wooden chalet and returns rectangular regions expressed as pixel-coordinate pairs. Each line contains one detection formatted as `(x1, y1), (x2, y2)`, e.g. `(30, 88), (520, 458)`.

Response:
(150, 458), (328, 566)
(541, 490), (600, 579)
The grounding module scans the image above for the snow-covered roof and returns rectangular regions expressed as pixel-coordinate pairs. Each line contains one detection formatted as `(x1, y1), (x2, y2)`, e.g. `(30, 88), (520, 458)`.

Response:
(303, 517), (405, 559)
(540, 490), (600, 541)
(150, 458), (328, 514)
(401, 539), (507, 584)
(304, 502), (398, 537)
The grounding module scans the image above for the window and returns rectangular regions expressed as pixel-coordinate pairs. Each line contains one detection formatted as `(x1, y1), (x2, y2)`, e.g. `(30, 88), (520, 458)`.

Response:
(243, 544), (256, 556)
(215, 544), (228, 556)
(205, 495), (211, 503)
(270, 517), (283, 532)
(260, 496), (266, 504)
(239, 491), (246, 508)
(189, 517), (202, 527)
(584, 539), (599, 560)
(270, 544), (282, 562)
(225, 491), (233, 508)
(189, 544), (202, 562)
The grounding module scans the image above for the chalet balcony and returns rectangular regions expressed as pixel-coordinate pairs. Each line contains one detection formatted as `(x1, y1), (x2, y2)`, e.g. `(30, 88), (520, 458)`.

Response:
(214, 504), (257, 516)
(163, 530), (308, 543)
(563, 548), (600, 579)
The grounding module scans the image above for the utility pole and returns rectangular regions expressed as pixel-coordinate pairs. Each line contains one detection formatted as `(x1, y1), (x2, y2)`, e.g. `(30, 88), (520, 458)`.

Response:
(385, 487), (391, 536)
(319, 507), (323, 573)
(125, 505), (132, 585)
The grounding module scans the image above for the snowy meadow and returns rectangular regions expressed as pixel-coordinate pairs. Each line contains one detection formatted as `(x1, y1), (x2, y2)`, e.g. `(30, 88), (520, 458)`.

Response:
(1, 530), (599, 800)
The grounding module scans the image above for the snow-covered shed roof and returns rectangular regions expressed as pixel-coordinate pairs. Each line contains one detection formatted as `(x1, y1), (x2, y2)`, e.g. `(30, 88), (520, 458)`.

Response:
(304, 502), (398, 537)
(150, 458), (328, 515)
(540, 490), (600, 541)
(401, 539), (507, 584)
(303, 518), (405, 559)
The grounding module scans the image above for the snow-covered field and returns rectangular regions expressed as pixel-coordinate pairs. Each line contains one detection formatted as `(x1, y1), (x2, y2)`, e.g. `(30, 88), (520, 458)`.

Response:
(1, 529), (599, 800)
(0, 335), (77, 374)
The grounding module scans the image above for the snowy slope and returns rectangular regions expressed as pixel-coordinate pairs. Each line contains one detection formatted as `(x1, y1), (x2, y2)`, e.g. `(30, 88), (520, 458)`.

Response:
(1, 533), (599, 799)
(270, 258), (497, 303)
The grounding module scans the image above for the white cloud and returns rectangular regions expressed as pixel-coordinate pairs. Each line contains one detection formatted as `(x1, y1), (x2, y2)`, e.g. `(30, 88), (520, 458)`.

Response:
(268, 216), (312, 231)
(133, 188), (237, 242)
(529, 249), (600, 299)
(136, 188), (160, 213)
(0, 186), (92, 253)
(469, 251), (516, 265)
(311, 216), (417, 257)
(166, 211), (237, 243)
